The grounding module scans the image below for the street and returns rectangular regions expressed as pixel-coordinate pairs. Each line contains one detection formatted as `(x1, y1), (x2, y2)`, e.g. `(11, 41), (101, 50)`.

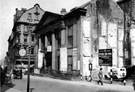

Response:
(1, 75), (134, 92)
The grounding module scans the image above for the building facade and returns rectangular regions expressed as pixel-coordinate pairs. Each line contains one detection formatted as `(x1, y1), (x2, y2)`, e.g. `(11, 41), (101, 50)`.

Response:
(34, 0), (133, 77)
(117, 0), (135, 66)
(7, 4), (44, 69)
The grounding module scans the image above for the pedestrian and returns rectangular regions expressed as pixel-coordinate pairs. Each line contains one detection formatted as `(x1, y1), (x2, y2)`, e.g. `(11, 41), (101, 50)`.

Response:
(98, 68), (103, 85)
(110, 69), (113, 84)
(122, 73), (126, 85)
(88, 58), (93, 82)
(123, 79), (126, 85)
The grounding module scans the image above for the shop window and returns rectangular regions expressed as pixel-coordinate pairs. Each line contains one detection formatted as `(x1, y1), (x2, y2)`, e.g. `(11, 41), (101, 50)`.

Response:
(16, 61), (21, 65)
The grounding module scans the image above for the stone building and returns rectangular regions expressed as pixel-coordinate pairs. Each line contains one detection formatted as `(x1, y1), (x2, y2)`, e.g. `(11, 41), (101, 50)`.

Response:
(117, 0), (135, 66)
(34, 0), (130, 77)
(7, 4), (44, 69)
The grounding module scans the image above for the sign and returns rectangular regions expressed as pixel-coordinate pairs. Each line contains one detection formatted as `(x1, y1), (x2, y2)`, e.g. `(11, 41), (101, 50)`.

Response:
(19, 49), (26, 56)
(99, 49), (112, 66)
(38, 51), (43, 68)
(47, 46), (51, 52)
(82, 20), (90, 37)
(60, 47), (67, 72)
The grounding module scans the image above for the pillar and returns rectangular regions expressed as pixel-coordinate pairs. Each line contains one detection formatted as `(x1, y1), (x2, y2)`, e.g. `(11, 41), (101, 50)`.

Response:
(44, 36), (48, 69)
(52, 33), (56, 70)
(37, 36), (43, 69)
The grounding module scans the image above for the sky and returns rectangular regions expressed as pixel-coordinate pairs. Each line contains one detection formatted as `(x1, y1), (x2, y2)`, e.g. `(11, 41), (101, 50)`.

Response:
(0, 0), (119, 61)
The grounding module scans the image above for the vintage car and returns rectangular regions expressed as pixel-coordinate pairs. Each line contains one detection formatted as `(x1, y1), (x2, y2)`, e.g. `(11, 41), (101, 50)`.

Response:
(105, 67), (126, 80)
(13, 67), (23, 79)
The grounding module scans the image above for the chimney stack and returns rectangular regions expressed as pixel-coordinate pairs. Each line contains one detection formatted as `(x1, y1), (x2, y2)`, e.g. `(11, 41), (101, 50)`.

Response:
(60, 8), (67, 15)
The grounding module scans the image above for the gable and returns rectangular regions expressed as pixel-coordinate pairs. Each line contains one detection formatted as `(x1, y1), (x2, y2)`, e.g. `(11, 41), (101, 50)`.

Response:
(97, 0), (124, 20)
(37, 12), (62, 29)
(18, 4), (44, 24)
(42, 12), (61, 26)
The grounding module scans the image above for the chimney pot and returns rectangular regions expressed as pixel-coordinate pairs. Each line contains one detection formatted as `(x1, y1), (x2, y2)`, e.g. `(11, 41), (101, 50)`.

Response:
(61, 8), (67, 15)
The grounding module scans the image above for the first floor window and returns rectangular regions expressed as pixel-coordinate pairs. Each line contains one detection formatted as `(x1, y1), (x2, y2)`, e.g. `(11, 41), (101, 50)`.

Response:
(31, 47), (34, 54)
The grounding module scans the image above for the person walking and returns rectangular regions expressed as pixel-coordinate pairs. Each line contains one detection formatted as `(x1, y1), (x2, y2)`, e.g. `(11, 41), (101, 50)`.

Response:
(98, 68), (103, 85)
(88, 61), (92, 82)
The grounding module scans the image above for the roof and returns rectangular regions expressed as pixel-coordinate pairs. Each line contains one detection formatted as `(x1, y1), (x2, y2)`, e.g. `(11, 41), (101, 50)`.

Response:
(35, 11), (62, 33)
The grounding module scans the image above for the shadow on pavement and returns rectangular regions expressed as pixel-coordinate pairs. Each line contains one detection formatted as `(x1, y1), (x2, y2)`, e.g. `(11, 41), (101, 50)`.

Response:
(30, 88), (35, 92)
(1, 83), (15, 92)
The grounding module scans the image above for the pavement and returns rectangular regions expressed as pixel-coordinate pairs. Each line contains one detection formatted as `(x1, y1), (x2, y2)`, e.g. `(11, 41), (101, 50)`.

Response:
(1, 74), (134, 92)
(1, 84), (22, 92)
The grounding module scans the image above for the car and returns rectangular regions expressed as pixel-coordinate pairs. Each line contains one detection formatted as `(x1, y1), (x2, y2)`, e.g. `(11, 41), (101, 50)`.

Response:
(13, 67), (23, 79)
(105, 67), (126, 80)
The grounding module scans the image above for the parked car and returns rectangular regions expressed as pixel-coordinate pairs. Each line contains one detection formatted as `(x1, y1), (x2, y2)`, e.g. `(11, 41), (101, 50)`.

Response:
(105, 67), (126, 80)
(13, 67), (22, 79)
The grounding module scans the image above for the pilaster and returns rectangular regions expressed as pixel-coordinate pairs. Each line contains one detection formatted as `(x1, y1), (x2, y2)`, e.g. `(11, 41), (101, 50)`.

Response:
(52, 33), (56, 70)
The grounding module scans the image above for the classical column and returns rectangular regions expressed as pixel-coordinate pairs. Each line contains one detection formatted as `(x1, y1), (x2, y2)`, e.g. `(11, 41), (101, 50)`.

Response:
(37, 36), (43, 69)
(44, 36), (48, 69)
(52, 33), (56, 70)
(45, 35), (48, 47)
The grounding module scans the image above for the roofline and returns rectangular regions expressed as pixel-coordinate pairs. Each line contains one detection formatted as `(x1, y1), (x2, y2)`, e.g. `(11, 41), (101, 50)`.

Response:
(16, 3), (45, 22)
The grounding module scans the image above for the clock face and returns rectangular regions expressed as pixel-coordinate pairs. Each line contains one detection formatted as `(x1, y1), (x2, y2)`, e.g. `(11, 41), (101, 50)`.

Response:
(19, 49), (26, 56)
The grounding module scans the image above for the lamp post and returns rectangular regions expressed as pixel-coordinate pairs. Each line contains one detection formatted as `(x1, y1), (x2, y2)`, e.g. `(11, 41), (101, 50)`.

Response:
(27, 30), (31, 92)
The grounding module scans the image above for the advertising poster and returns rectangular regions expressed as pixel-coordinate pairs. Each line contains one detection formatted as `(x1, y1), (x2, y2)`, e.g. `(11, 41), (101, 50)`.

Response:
(38, 52), (43, 68)
(99, 49), (112, 66)
(60, 47), (67, 72)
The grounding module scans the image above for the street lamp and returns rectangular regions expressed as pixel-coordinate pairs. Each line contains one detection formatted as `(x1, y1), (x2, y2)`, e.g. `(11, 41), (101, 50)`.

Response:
(27, 30), (32, 92)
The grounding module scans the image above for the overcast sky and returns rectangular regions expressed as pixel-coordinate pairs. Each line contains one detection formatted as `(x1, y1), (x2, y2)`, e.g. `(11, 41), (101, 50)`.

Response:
(0, 0), (119, 60)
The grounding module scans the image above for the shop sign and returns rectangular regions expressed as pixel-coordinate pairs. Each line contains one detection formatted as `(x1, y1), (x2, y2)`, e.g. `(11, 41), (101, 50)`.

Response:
(99, 49), (112, 66)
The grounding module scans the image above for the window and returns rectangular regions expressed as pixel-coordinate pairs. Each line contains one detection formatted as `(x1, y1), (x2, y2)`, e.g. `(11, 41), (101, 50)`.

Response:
(68, 25), (73, 48)
(67, 55), (73, 73)
(31, 35), (34, 42)
(27, 26), (33, 31)
(27, 13), (32, 22)
(24, 34), (28, 43)
(31, 47), (34, 54)
(23, 25), (27, 32)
